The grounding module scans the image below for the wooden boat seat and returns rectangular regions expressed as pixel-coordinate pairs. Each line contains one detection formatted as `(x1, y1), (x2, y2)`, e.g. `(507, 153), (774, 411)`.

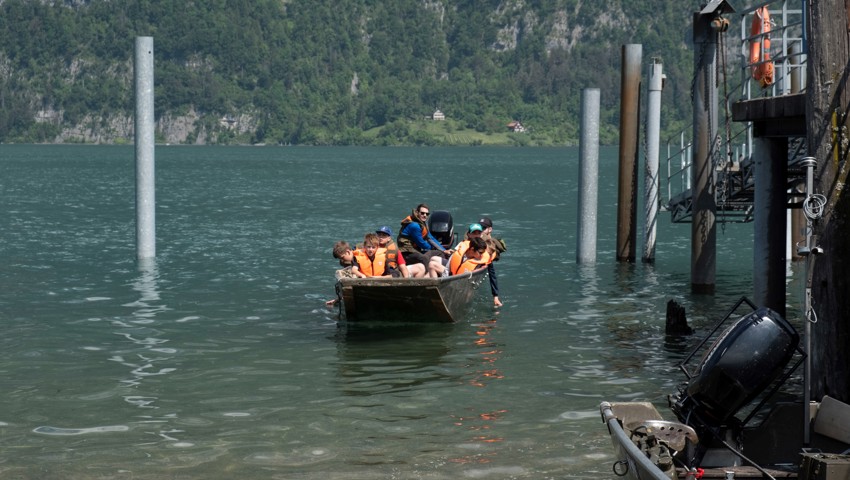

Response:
(626, 419), (699, 452)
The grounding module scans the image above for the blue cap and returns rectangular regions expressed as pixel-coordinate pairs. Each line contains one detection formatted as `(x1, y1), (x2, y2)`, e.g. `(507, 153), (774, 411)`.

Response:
(376, 226), (393, 236)
(468, 223), (483, 233)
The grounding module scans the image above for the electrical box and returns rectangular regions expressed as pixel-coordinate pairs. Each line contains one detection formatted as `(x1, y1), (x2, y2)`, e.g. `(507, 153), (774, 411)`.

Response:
(800, 453), (850, 480)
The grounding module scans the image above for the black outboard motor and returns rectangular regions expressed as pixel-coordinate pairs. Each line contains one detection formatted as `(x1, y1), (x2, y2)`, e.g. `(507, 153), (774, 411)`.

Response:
(673, 307), (800, 426)
(427, 210), (456, 249)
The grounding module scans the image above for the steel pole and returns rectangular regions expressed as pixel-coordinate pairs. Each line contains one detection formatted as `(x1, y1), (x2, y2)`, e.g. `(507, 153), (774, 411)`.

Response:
(643, 59), (664, 263)
(577, 88), (600, 264)
(135, 37), (156, 260)
(801, 156), (817, 446)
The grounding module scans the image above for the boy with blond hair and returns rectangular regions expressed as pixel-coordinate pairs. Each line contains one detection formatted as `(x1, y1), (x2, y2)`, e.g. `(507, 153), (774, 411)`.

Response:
(352, 233), (387, 277)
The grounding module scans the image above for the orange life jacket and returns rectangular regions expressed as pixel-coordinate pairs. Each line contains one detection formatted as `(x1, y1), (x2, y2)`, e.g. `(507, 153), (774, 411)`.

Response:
(448, 249), (489, 275)
(749, 6), (774, 88)
(454, 240), (492, 265)
(383, 241), (399, 270)
(354, 250), (387, 277)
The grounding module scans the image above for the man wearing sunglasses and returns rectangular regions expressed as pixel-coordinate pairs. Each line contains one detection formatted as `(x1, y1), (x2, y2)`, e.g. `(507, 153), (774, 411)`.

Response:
(397, 203), (451, 267)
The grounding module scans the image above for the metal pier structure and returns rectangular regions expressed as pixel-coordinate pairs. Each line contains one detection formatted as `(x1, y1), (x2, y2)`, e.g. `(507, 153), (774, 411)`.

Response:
(662, 0), (807, 312)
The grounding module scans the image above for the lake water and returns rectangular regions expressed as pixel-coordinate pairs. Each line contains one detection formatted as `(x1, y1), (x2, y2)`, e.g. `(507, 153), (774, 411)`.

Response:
(0, 145), (803, 479)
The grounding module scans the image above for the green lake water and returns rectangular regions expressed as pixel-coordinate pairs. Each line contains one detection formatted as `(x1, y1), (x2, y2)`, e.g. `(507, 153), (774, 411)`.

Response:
(1, 144), (800, 479)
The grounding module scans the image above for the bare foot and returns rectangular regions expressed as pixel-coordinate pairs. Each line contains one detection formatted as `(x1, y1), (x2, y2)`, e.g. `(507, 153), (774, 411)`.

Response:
(493, 296), (503, 308)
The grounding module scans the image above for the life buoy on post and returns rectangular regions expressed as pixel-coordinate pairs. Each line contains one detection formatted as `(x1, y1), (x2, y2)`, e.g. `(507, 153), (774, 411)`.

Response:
(749, 6), (774, 88)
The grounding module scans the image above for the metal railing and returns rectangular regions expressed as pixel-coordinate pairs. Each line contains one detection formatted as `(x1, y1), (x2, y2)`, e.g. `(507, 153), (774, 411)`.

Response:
(662, 0), (806, 223)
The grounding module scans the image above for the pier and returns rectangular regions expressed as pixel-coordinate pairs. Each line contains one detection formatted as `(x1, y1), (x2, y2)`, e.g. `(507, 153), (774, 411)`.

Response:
(655, 0), (850, 403)
(661, 1), (807, 317)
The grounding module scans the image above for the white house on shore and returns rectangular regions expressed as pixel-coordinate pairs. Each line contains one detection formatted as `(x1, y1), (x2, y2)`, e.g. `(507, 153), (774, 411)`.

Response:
(507, 120), (525, 133)
(432, 109), (446, 121)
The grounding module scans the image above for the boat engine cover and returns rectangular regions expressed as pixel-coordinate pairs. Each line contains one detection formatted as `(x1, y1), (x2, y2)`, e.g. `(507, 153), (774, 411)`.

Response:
(427, 210), (454, 249)
(684, 307), (799, 424)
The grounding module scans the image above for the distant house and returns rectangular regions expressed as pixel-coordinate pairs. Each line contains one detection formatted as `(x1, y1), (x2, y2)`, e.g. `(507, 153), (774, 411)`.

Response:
(432, 109), (446, 121)
(221, 115), (237, 128)
(507, 121), (525, 133)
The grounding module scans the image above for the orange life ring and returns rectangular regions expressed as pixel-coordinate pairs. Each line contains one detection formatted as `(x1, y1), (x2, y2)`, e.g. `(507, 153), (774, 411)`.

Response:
(749, 6), (774, 88)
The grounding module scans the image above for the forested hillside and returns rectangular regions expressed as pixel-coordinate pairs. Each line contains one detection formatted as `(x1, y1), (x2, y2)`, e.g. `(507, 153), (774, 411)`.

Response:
(0, 0), (698, 145)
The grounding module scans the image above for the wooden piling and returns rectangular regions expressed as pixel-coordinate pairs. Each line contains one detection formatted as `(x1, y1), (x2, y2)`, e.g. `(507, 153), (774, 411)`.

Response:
(691, 13), (718, 294)
(616, 44), (642, 263)
(807, 0), (850, 402)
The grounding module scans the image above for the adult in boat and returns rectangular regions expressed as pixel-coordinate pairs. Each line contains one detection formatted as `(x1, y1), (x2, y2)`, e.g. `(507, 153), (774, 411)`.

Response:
(478, 216), (506, 307)
(397, 203), (451, 266)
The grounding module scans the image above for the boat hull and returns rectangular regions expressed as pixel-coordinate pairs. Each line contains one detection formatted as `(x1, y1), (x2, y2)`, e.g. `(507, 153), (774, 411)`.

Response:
(336, 268), (487, 323)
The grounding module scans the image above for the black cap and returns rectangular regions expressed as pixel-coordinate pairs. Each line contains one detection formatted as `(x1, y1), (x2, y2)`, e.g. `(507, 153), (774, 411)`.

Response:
(478, 217), (493, 229)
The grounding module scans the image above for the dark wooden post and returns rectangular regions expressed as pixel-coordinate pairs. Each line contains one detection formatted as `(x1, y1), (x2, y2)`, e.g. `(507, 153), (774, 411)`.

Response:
(616, 44), (642, 263)
(691, 9), (720, 294)
(806, 0), (850, 402)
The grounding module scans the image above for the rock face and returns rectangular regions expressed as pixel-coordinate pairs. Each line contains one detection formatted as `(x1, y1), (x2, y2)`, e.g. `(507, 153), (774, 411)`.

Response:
(4, 0), (683, 145)
(46, 108), (259, 145)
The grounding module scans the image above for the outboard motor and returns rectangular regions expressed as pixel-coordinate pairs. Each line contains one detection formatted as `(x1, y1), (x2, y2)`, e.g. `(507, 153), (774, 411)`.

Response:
(427, 210), (456, 249)
(670, 305), (801, 468)
(673, 307), (800, 426)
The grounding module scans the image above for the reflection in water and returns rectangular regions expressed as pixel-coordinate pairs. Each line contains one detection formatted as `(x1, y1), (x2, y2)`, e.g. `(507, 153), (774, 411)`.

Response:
(333, 323), (455, 396)
(110, 260), (186, 445)
(577, 263), (601, 311)
(113, 259), (173, 395)
(614, 261), (638, 294)
(448, 318), (508, 466)
(466, 318), (504, 388)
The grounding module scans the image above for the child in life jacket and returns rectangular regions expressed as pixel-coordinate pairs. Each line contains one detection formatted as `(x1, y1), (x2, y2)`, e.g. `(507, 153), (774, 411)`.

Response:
(327, 240), (360, 306)
(428, 234), (489, 278)
(351, 233), (388, 278)
(375, 225), (426, 278)
(447, 236), (489, 276)
(331, 240), (361, 279)
(427, 223), (489, 277)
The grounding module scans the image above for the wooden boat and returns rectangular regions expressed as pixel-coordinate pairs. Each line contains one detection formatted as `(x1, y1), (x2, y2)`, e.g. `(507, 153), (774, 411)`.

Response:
(599, 301), (850, 479)
(335, 268), (487, 323)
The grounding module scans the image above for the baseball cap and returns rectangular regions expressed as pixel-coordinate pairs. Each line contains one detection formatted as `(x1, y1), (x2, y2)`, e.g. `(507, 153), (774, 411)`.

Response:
(376, 226), (393, 236)
(468, 223), (483, 233)
(478, 217), (493, 229)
